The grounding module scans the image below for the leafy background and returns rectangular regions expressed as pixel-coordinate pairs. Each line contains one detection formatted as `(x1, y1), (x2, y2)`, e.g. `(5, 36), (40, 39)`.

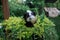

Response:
(0, 0), (60, 40)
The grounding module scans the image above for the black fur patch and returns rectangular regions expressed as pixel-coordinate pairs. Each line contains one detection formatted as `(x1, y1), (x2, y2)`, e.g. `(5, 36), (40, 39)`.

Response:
(25, 22), (34, 27)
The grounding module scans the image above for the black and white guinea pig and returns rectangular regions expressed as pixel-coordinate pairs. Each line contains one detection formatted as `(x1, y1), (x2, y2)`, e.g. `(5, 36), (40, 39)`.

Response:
(24, 10), (37, 27)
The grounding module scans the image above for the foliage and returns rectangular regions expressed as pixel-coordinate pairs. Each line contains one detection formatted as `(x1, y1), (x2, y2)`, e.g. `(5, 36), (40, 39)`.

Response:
(0, 0), (59, 40)
(0, 0), (2, 5)
(0, 0), (4, 22)
(0, 23), (6, 40)
(8, 0), (30, 16)
(44, 26), (59, 40)
(45, 0), (60, 9)
(1, 16), (56, 40)
(0, 6), (4, 22)
(49, 16), (60, 40)
(8, 0), (45, 17)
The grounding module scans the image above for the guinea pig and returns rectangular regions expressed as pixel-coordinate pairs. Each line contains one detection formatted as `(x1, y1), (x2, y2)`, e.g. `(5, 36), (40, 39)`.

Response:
(24, 10), (37, 27)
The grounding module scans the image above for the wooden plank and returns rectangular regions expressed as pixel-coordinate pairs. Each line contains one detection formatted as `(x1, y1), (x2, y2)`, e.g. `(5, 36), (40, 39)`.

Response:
(2, 0), (10, 20)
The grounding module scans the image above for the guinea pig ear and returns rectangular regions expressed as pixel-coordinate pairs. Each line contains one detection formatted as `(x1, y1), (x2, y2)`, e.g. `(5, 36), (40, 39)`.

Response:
(32, 11), (36, 16)
(31, 10), (36, 16)
(23, 12), (29, 20)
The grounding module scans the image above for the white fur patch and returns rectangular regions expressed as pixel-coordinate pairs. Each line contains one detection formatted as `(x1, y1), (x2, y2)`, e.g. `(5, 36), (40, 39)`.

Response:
(27, 17), (30, 22)
(27, 10), (32, 15)
(30, 15), (35, 19)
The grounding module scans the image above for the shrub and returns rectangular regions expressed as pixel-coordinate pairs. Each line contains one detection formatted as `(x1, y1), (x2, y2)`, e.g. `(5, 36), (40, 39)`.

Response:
(1, 15), (57, 40)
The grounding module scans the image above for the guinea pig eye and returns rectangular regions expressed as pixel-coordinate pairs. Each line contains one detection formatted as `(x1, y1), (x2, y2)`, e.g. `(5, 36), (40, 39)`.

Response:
(31, 12), (36, 16)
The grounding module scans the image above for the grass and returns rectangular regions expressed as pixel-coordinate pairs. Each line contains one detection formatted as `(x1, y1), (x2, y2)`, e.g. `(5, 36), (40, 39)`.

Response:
(49, 16), (60, 40)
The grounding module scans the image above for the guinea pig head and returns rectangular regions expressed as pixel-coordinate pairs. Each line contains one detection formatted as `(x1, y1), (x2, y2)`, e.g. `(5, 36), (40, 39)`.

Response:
(24, 10), (37, 24)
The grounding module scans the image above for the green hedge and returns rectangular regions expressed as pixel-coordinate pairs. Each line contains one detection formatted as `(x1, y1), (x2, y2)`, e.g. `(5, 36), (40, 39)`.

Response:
(0, 16), (58, 40)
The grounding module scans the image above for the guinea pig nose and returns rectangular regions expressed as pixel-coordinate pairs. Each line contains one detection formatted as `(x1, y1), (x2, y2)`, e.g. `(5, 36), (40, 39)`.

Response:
(29, 17), (31, 20)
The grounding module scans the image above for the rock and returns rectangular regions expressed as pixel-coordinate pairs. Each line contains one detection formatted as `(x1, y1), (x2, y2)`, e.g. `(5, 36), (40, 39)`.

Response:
(44, 7), (60, 18)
